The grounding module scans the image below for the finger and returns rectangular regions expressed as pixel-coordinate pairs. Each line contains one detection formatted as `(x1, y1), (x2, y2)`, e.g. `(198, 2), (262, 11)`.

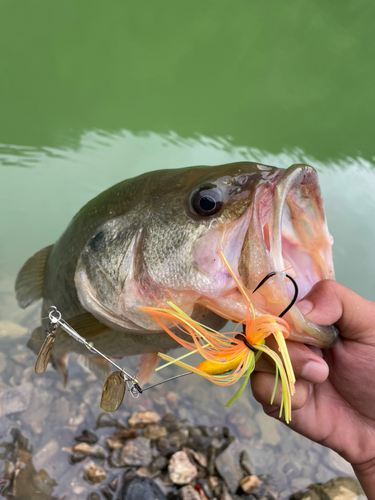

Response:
(255, 338), (329, 384)
(296, 280), (375, 342)
(251, 372), (311, 413)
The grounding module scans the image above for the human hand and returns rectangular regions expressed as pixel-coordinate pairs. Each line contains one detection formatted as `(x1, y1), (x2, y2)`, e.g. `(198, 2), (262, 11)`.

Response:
(251, 280), (375, 498)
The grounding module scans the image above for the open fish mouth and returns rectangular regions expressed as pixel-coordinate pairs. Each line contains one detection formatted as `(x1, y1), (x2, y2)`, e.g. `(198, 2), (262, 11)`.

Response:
(239, 164), (338, 348)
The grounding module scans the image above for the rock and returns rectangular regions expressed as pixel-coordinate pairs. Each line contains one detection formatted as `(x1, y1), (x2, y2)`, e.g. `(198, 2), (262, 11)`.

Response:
(0, 321), (28, 338)
(255, 412), (281, 446)
(240, 450), (255, 476)
(188, 427), (211, 451)
(169, 429), (189, 447)
(239, 475), (261, 493)
(87, 494), (101, 500)
(0, 383), (32, 418)
(162, 413), (184, 433)
(179, 484), (201, 500)
(96, 412), (126, 429)
(156, 437), (179, 457)
(208, 476), (221, 497)
(91, 446), (106, 460)
(0, 351), (7, 373)
(85, 462), (107, 484)
(109, 476), (119, 491)
(71, 451), (87, 463)
(290, 477), (364, 500)
(136, 467), (152, 478)
(150, 455), (169, 473)
(33, 440), (59, 471)
(119, 475), (167, 500)
(185, 448), (208, 468)
(207, 446), (217, 476)
(111, 437), (152, 467)
(74, 430), (98, 444)
(166, 391), (180, 410)
(112, 428), (139, 440)
(73, 443), (94, 456)
(128, 411), (161, 428)
(325, 449), (355, 477)
(106, 437), (124, 451)
(168, 451), (198, 485)
(215, 439), (244, 493)
(143, 424), (167, 441)
(101, 486), (113, 500)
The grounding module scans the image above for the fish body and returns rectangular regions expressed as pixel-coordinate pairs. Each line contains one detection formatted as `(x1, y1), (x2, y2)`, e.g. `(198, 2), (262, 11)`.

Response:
(16, 162), (336, 382)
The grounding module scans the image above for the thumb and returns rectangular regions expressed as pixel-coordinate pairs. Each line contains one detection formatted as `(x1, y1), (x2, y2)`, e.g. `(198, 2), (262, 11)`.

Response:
(297, 280), (375, 343)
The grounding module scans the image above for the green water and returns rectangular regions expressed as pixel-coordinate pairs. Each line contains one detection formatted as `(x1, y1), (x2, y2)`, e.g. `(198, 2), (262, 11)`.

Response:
(1, 1), (375, 498)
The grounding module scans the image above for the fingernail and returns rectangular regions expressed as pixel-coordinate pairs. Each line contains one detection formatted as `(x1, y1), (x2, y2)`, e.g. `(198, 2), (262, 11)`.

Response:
(297, 299), (313, 316)
(301, 360), (329, 383)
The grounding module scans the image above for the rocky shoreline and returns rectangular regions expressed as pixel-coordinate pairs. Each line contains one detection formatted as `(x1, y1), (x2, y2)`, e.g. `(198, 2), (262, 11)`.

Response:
(0, 308), (367, 500)
(65, 410), (364, 500)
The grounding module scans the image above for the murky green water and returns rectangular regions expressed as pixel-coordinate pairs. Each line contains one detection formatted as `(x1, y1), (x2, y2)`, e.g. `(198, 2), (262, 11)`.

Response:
(1, 1), (375, 498)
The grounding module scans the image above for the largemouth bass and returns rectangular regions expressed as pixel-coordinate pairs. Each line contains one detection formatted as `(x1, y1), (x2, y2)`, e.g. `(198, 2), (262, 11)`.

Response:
(15, 162), (337, 383)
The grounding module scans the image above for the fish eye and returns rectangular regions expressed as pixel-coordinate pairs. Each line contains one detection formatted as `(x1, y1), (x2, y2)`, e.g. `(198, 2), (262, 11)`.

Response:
(191, 187), (223, 216)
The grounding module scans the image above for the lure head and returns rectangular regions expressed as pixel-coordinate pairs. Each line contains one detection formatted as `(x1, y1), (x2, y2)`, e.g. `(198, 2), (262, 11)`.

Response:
(75, 162), (336, 348)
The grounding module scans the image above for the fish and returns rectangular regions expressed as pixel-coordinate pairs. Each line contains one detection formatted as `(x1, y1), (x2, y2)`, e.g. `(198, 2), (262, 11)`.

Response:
(15, 162), (337, 385)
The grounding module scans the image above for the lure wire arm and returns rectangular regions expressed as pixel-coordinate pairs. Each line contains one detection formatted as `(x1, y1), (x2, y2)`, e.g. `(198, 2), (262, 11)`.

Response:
(45, 272), (298, 398)
(47, 307), (141, 393)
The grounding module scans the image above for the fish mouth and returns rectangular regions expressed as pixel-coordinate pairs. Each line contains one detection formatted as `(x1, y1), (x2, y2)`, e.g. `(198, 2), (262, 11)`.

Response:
(239, 164), (338, 348)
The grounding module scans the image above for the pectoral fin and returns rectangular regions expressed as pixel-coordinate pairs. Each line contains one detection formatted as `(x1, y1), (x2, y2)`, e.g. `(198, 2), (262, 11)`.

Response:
(136, 352), (161, 386)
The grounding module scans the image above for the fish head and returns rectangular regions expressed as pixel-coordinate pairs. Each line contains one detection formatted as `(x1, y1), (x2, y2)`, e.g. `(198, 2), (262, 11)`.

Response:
(75, 162), (337, 348)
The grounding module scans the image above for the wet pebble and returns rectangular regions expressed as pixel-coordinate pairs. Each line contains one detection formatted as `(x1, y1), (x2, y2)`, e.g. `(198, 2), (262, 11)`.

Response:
(96, 412), (126, 429)
(91, 446), (107, 460)
(85, 462), (107, 484)
(162, 412), (184, 433)
(239, 475), (261, 494)
(75, 430), (98, 444)
(112, 428), (139, 440)
(290, 476), (364, 500)
(87, 493), (101, 500)
(179, 484), (201, 500)
(128, 410), (161, 428)
(143, 424), (167, 441)
(150, 455), (169, 473)
(0, 382), (32, 418)
(101, 486), (113, 499)
(168, 451), (198, 485)
(0, 320), (28, 338)
(111, 437), (152, 467)
(71, 451), (87, 463)
(215, 438), (244, 493)
(73, 442), (94, 456)
(106, 437), (124, 451)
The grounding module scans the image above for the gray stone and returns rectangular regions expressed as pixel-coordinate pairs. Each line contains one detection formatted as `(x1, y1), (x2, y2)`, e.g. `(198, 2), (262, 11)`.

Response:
(0, 383), (32, 418)
(215, 438), (244, 493)
(168, 451), (198, 485)
(0, 351), (6, 373)
(240, 450), (255, 476)
(111, 437), (152, 467)
(150, 455), (169, 472)
(162, 412), (184, 433)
